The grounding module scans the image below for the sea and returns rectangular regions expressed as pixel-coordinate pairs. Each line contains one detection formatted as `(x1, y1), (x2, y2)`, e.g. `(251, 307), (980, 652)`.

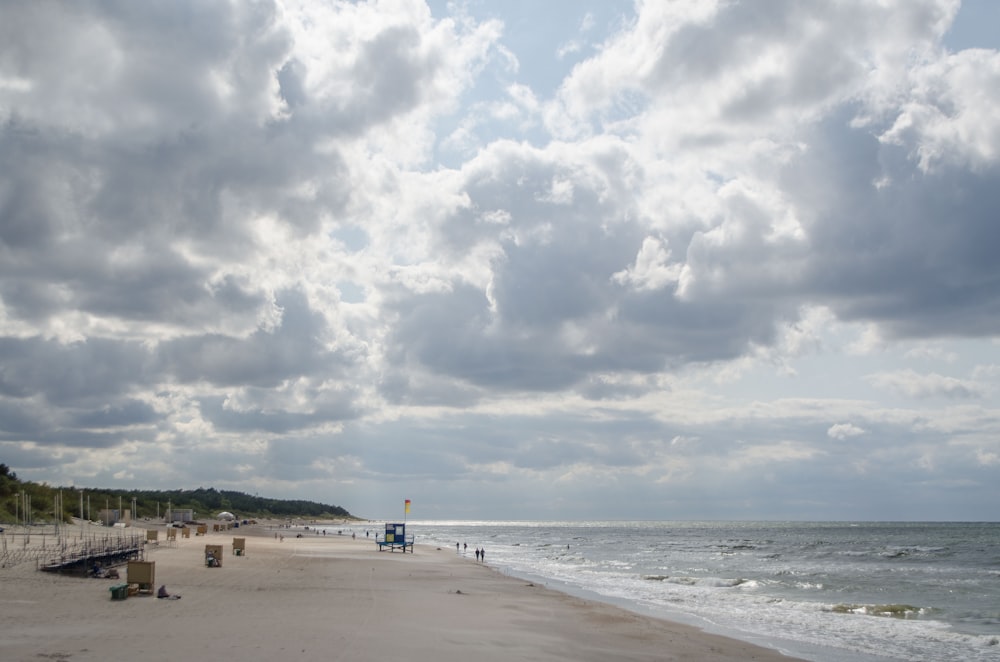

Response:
(399, 520), (1000, 662)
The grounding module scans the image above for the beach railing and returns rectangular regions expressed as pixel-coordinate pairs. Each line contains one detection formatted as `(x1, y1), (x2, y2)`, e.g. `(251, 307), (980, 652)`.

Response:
(25, 531), (146, 573)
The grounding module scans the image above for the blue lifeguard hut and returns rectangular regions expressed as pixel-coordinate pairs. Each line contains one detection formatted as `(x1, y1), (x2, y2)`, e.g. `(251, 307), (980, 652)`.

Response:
(376, 522), (414, 552)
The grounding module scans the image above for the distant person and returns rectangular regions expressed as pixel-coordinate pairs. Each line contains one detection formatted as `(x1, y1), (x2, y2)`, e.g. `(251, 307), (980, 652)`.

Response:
(157, 585), (181, 599)
(456, 542), (460, 553)
(463, 542), (467, 553)
(481, 548), (486, 563)
(475, 548), (480, 561)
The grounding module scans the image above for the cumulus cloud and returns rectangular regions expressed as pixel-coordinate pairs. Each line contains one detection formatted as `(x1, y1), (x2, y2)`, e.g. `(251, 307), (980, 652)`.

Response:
(2, 0), (999, 519)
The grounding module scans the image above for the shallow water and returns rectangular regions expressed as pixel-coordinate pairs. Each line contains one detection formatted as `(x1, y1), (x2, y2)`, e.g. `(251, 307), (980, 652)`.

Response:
(404, 520), (1000, 662)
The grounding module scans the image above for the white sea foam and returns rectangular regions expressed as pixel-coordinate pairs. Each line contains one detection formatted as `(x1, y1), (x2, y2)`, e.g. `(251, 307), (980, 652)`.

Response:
(409, 520), (1000, 662)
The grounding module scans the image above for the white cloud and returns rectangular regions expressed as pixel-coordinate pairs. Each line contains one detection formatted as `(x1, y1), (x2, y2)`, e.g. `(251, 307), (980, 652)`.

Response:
(878, 49), (1000, 173)
(2, 0), (999, 521)
(867, 370), (985, 400)
(612, 236), (682, 291)
(828, 423), (866, 440)
(726, 441), (825, 470)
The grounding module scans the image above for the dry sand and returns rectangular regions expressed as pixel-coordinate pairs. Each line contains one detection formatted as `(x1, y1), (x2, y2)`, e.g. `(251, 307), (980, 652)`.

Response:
(0, 522), (805, 661)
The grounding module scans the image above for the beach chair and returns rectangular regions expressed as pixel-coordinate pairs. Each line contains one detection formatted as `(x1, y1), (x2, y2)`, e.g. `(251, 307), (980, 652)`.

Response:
(232, 537), (246, 556)
(126, 561), (155, 595)
(204, 544), (224, 568)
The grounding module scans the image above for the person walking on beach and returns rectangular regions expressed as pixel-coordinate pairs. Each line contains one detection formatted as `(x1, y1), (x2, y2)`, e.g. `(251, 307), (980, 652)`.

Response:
(475, 547), (480, 561)
(480, 547), (485, 563)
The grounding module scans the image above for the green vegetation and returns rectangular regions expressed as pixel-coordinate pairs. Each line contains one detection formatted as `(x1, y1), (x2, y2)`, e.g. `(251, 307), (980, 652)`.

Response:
(0, 464), (354, 523)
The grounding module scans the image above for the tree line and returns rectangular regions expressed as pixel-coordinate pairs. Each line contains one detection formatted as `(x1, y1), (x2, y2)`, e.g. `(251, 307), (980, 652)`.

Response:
(0, 464), (354, 524)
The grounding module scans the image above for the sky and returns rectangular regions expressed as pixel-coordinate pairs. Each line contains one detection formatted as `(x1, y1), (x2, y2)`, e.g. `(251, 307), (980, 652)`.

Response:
(2, 0), (999, 522)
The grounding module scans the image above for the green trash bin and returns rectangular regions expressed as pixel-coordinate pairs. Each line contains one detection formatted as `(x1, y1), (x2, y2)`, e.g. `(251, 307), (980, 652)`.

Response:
(109, 583), (128, 600)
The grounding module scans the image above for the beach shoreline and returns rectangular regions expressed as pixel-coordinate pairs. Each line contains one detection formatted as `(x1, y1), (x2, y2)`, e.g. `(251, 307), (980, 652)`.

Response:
(0, 521), (806, 661)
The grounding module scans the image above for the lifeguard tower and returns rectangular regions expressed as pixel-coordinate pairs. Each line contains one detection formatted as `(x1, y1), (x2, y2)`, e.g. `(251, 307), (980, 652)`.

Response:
(376, 523), (414, 553)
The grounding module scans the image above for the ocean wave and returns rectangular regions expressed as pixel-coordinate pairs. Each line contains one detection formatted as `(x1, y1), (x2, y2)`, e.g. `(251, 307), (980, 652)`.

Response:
(410, 520), (1000, 662)
(642, 574), (755, 588)
(828, 603), (925, 618)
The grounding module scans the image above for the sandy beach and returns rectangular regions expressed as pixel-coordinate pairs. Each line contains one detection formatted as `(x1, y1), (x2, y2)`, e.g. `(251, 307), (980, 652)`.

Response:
(0, 522), (805, 661)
